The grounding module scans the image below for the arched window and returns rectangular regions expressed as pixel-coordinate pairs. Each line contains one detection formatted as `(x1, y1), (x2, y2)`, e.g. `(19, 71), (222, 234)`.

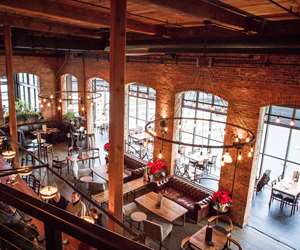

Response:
(126, 83), (156, 160)
(175, 91), (228, 190)
(256, 105), (300, 182)
(1, 73), (40, 114)
(62, 74), (79, 115)
(91, 78), (109, 130)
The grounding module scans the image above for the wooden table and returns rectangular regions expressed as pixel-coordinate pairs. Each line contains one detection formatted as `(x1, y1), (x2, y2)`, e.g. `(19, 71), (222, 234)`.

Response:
(31, 127), (59, 136)
(135, 192), (188, 224)
(92, 177), (149, 205)
(273, 179), (300, 198)
(189, 225), (227, 250)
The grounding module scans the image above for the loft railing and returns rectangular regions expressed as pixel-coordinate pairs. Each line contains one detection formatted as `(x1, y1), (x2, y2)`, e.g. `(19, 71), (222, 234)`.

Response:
(0, 184), (149, 250)
(0, 134), (149, 249)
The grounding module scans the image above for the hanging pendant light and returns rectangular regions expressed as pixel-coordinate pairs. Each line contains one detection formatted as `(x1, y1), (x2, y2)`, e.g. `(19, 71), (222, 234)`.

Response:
(2, 150), (16, 160)
(18, 165), (33, 177)
(222, 150), (233, 164)
(40, 167), (58, 200)
(237, 151), (242, 161)
(81, 215), (95, 224)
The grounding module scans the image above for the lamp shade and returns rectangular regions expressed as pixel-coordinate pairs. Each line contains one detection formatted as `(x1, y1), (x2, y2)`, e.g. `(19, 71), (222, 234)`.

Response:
(2, 150), (16, 160)
(40, 185), (58, 200)
(18, 166), (33, 177)
(223, 152), (233, 164)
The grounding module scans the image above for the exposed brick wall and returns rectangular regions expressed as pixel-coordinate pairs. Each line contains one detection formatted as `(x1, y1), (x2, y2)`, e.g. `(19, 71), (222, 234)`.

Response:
(1, 54), (300, 226)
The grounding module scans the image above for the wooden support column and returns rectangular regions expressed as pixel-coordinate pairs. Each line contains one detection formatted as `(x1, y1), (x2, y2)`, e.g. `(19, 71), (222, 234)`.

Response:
(153, 88), (175, 173)
(0, 83), (4, 125)
(81, 56), (88, 128)
(219, 104), (260, 226)
(4, 25), (19, 165)
(108, 0), (127, 229)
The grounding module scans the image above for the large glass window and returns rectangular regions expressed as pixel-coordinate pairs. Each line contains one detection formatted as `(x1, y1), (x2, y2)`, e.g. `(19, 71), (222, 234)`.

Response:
(63, 74), (79, 115)
(175, 91), (228, 191)
(126, 84), (156, 161)
(257, 105), (300, 182)
(15, 73), (40, 111)
(91, 78), (109, 129)
(0, 76), (8, 114)
(1, 73), (40, 114)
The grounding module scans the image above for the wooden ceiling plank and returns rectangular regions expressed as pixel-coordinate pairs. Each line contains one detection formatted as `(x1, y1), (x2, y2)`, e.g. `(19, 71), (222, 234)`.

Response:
(131, 0), (263, 31)
(0, 13), (102, 39)
(0, 0), (161, 35)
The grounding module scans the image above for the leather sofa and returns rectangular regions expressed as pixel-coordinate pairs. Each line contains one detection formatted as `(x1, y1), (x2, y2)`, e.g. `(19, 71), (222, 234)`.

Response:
(124, 153), (147, 183)
(154, 176), (212, 223)
(2, 120), (70, 146)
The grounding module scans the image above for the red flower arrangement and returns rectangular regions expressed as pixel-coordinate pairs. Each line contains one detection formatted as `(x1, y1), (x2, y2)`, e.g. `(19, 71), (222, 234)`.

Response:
(212, 191), (232, 206)
(103, 143), (109, 152)
(147, 159), (166, 175)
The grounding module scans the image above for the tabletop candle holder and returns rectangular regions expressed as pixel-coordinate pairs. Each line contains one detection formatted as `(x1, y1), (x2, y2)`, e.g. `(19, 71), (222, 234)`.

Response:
(156, 193), (163, 209)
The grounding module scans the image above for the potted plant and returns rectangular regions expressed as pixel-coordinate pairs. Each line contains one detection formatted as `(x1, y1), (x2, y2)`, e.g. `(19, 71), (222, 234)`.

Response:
(146, 159), (167, 181)
(103, 142), (109, 164)
(211, 190), (232, 213)
(63, 111), (76, 124)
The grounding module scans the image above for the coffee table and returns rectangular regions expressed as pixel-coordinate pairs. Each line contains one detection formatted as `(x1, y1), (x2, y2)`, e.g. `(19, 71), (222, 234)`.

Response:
(188, 225), (227, 250)
(135, 192), (188, 225)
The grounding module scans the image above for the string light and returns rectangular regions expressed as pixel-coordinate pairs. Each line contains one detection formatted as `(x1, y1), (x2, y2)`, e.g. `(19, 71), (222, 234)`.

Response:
(81, 106), (85, 112)
(59, 99), (62, 103)
(50, 95), (54, 99)
(57, 106), (61, 111)
(245, 137), (250, 143)
(290, 120), (295, 126)
(47, 102), (51, 107)
(250, 146), (254, 153)
(40, 104), (44, 108)
(237, 151), (242, 161)
(248, 151), (253, 158)
(223, 150), (233, 163)
(158, 151), (163, 159)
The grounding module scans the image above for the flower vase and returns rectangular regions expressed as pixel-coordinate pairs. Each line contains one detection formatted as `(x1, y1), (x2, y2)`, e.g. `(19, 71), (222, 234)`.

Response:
(155, 193), (163, 209)
(213, 204), (229, 213)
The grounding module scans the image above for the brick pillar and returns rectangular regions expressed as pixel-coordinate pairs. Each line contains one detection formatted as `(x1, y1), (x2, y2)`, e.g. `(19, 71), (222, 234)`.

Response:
(153, 88), (175, 174)
(219, 103), (260, 226)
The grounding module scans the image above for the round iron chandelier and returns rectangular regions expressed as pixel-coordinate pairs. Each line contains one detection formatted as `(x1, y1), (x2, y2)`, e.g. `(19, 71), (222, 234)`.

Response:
(145, 117), (255, 164)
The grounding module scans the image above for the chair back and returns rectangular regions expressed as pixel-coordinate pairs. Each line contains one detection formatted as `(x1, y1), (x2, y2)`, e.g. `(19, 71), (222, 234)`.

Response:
(211, 155), (217, 164)
(225, 237), (242, 250)
(207, 215), (233, 236)
(143, 220), (163, 242)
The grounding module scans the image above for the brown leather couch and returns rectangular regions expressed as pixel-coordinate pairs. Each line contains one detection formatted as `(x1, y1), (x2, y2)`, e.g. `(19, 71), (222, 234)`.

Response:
(124, 153), (147, 183)
(154, 176), (212, 223)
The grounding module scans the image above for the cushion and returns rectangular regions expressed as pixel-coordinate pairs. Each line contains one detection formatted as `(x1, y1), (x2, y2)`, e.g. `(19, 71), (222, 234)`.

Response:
(176, 196), (196, 211)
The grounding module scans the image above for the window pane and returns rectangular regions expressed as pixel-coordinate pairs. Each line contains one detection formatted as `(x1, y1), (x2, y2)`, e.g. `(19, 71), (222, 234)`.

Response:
(287, 129), (300, 163)
(284, 162), (300, 181)
(264, 125), (289, 159)
(261, 155), (284, 181)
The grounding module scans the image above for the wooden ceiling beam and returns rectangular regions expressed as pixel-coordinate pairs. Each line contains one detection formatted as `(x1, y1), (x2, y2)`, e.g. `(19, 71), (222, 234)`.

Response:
(0, 13), (102, 39)
(132, 0), (264, 32)
(0, 0), (162, 35)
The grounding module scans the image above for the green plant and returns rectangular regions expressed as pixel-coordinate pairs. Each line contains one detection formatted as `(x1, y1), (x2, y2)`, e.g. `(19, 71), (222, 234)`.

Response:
(63, 111), (76, 123)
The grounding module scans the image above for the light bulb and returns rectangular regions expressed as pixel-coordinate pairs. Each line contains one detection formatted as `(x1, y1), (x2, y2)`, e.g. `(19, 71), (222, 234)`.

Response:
(234, 137), (239, 143)
(223, 151), (233, 164)
(50, 95), (54, 99)
(250, 147), (254, 153)
(221, 160), (225, 167)
(153, 131), (157, 136)
(248, 151), (253, 158)
(57, 106), (61, 111)
(237, 151), (242, 161)
(59, 99), (62, 103)
(245, 137), (250, 143)
(47, 102), (51, 107)
(158, 151), (163, 159)
(43, 99), (47, 103)
(290, 120), (295, 126)
(40, 104), (44, 108)
(164, 127), (168, 132)
(275, 117), (280, 123)
(81, 106), (85, 112)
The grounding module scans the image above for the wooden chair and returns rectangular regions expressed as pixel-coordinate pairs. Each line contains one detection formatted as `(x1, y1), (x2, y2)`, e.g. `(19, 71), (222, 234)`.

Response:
(52, 156), (69, 176)
(225, 237), (243, 250)
(143, 219), (173, 250)
(269, 180), (284, 209)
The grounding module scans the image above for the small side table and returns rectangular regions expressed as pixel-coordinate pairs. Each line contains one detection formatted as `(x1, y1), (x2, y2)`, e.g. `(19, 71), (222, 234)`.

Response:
(79, 175), (93, 190)
(130, 211), (147, 229)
